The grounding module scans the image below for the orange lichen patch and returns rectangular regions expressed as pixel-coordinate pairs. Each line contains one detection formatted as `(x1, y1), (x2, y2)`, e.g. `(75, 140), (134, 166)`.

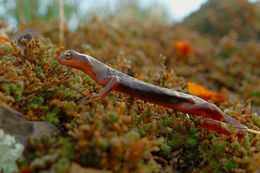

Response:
(173, 39), (193, 58)
(0, 36), (10, 43)
(188, 82), (227, 102)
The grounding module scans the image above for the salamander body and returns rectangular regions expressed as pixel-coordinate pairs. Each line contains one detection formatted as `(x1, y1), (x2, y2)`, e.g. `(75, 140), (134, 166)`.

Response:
(58, 50), (249, 136)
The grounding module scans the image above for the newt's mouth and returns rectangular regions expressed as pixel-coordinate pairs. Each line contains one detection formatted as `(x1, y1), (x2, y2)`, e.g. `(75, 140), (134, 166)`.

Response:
(57, 57), (62, 64)
(58, 55), (66, 65)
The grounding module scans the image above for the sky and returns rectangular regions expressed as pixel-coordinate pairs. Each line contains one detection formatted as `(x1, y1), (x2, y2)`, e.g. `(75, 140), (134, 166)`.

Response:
(139, 0), (208, 21)
(165, 0), (258, 21)
(166, 0), (208, 21)
(78, 0), (208, 22)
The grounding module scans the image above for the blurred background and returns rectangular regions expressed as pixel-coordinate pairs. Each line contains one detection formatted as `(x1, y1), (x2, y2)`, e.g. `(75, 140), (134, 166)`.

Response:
(1, 0), (210, 30)
(1, 0), (258, 30)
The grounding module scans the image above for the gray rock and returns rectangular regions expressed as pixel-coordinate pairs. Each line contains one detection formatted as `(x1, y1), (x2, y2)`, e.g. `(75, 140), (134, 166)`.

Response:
(9, 28), (43, 52)
(10, 28), (42, 42)
(0, 104), (58, 146)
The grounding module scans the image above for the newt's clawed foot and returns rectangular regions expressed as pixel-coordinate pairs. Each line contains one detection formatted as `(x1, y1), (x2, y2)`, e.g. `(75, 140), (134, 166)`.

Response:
(90, 93), (105, 100)
(90, 93), (100, 99)
(202, 118), (248, 138)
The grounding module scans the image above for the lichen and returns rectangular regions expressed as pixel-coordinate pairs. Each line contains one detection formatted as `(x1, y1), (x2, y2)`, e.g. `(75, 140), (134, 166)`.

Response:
(0, 129), (24, 173)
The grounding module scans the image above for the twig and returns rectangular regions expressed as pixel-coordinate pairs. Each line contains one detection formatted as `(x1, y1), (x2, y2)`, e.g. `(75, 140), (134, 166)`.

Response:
(58, 0), (64, 46)
(247, 128), (260, 135)
(17, 0), (24, 27)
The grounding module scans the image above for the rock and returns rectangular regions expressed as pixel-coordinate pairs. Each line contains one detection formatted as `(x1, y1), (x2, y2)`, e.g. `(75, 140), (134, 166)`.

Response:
(0, 104), (58, 146)
(10, 28), (42, 42)
(69, 162), (112, 173)
(9, 28), (43, 52)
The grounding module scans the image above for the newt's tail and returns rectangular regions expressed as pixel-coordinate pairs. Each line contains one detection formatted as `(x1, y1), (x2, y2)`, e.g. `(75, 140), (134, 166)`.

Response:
(202, 118), (260, 137)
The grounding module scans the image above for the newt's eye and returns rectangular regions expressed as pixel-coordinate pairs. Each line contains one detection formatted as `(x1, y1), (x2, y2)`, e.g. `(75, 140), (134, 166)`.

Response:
(65, 53), (72, 60)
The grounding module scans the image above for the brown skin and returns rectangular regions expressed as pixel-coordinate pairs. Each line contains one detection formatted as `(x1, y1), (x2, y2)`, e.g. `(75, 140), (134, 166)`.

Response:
(58, 50), (248, 136)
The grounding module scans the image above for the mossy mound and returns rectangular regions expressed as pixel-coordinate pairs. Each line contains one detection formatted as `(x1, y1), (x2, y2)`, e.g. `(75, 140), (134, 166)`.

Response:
(183, 0), (260, 41)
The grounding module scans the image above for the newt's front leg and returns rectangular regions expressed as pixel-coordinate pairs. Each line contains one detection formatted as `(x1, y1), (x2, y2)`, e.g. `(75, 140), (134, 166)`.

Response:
(91, 76), (120, 100)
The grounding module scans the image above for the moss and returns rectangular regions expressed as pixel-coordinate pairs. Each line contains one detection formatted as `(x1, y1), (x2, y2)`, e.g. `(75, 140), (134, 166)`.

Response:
(209, 159), (221, 172)
(45, 108), (60, 124)
(63, 88), (75, 99)
(160, 143), (171, 157)
(226, 160), (237, 170)
(136, 114), (143, 125)
(107, 114), (118, 123)
(58, 138), (75, 160)
(124, 130), (140, 144)
(185, 137), (198, 148)
(145, 107), (151, 119)
(81, 44), (93, 52)
(98, 137), (109, 150)
(253, 115), (260, 127)
(51, 157), (70, 172)
(34, 66), (41, 73)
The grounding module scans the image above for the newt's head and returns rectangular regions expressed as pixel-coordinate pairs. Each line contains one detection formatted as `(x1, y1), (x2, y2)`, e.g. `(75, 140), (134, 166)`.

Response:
(58, 50), (96, 79)
(58, 50), (84, 69)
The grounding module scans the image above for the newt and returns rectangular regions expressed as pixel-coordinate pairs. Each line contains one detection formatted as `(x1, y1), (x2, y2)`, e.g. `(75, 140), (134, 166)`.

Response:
(58, 50), (259, 136)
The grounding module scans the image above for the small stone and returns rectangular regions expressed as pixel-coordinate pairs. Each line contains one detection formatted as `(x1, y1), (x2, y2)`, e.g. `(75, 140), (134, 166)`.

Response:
(0, 104), (58, 146)
(69, 162), (112, 173)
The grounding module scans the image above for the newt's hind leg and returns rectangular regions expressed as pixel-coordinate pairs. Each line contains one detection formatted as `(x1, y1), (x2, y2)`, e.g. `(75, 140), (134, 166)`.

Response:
(202, 118), (247, 138)
(174, 102), (248, 136)
(173, 102), (224, 121)
(178, 102), (247, 128)
(91, 76), (120, 100)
